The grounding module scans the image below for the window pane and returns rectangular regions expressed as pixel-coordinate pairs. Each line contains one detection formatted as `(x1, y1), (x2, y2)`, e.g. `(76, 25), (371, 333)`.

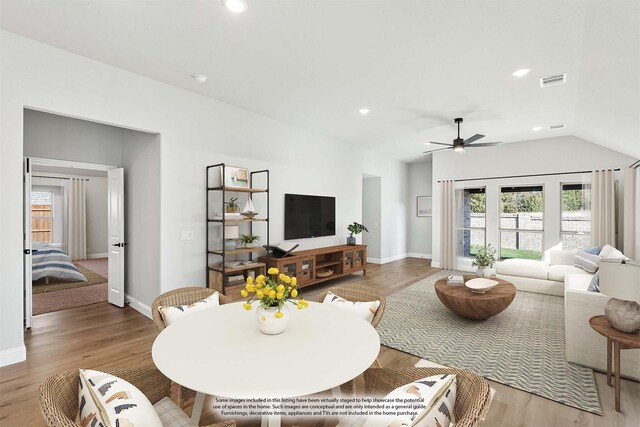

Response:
(561, 233), (591, 251)
(500, 231), (543, 260)
(456, 188), (486, 228)
(500, 186), (543, 230)
(561, 185), (591, 232)
(31, 191), (53, 243)
(457, 229), (486, 258)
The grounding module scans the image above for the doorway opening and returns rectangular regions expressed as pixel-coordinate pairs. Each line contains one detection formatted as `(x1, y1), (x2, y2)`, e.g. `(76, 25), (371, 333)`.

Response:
(362, 173), (382, 262)
(23, 108), (161, 331)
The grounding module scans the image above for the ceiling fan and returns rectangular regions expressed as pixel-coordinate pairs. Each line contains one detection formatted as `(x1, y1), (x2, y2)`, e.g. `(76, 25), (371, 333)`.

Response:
(423, 118), (502, 154)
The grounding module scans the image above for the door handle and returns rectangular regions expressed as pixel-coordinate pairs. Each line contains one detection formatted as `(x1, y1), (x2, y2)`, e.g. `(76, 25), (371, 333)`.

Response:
(112, 243), (127, 247)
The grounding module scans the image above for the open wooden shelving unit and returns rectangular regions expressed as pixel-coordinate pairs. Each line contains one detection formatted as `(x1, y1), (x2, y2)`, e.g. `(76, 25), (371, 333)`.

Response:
(206, 163), (269, 295)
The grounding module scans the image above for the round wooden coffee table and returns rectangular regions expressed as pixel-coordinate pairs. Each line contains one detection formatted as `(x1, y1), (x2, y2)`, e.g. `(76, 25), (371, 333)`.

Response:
(434, 275), (516, 320)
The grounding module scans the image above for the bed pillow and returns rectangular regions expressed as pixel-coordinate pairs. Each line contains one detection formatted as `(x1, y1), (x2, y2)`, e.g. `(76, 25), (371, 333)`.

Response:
(574, 250), (602, 273)
(362, 374), (457, 427)
(79, 369), (162, 427)
(157, 292), (220, 326)
(322, 292), (380, 323)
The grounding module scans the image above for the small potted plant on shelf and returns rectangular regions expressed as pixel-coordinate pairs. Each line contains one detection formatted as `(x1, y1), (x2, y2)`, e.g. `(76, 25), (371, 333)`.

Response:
(472, 244), (497, 278)
(241, 268), (308, 335)
(225, 197), (240, 213)
(346, 222), (368, 246)
(237, 233), (261, 248)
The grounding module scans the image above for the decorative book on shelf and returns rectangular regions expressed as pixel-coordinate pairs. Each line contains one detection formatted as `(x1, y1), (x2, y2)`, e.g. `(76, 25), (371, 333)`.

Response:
(264, 242), (299, 258)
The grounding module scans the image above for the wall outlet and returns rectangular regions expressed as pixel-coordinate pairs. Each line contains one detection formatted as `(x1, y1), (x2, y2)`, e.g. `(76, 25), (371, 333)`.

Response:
(181, 230), (194, 241)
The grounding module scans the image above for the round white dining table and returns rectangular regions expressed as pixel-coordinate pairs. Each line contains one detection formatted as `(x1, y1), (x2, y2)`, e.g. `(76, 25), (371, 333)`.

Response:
(152, 301), (380, 425)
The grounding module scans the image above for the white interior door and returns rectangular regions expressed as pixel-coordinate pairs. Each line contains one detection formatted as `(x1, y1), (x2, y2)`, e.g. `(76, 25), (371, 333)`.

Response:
(108, 168), (125, 307)
(24, 158), (33, 329)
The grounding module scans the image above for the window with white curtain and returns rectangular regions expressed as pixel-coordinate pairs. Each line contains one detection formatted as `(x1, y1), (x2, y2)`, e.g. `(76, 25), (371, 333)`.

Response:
(456, 187), (486, 258)
(561, 183), (591, 250)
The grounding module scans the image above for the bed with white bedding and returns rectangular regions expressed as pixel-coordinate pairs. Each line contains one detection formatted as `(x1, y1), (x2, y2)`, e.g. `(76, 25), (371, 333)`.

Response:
(32, 245), (87, 282)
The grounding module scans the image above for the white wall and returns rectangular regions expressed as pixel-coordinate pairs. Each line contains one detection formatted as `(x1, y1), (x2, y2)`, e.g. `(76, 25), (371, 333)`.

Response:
(85, 176), (108, 256)
(362, 176), (382, 260)
(122, 131), (161, 311)
(24, 109), (124, 166)
(0, 30), (408, 365)
(431, 136), (637, 268)
(407, 160), (432, 258)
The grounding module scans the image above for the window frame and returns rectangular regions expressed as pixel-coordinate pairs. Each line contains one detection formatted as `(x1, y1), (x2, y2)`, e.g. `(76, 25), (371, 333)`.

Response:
(498, 184), (545, 260)
(455, 186), (487, 259)
(31, 190), (55, 243)
(560, 182), (591, 250)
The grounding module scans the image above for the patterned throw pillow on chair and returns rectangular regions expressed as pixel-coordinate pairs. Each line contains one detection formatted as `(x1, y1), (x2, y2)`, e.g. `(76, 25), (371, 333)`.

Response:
(157, 292), (220, 326)
(362, 374), (457, 427)
(79, 369), (162, 427)
(322, 291), (380, 323)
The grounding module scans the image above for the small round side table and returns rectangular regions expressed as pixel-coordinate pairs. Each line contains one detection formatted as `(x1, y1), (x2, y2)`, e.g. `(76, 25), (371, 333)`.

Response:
(589, 315), (640, 412)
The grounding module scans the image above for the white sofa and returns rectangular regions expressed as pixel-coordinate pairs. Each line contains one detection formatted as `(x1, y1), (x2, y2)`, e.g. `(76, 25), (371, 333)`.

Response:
(565, 273), (640, 380)
(495, 249), (592, 296)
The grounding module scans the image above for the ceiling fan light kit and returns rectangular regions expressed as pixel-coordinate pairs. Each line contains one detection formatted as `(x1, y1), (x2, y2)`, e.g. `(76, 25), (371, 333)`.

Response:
(423, 117), (502, 155)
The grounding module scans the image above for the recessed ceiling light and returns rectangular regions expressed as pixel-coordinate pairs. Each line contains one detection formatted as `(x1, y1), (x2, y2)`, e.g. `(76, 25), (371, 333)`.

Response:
(193, 74), (208, 83)
(223, 0), (248, 13)
(532, 126), (542, 131)
(424, 142), (431, 145)
(512, 68), (531, 77)
(359, 108), (370, 116)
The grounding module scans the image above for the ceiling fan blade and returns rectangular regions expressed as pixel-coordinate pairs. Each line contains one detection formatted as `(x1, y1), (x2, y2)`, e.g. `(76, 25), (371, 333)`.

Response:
(463, 134), (485, 144)
(423, 147), (452, 154)
(465, 142), (502, 147)
(426, 141), (453, 147)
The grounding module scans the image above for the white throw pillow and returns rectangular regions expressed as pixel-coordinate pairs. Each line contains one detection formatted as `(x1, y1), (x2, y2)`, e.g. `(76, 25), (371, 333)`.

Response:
(599, 244), (626, 260)
(158, 292), (220, 326)
(79, 369), (163, 427)
(79, 372), (108, 427)
(362, 374), (457, 427)
(322, 291), (380, 323)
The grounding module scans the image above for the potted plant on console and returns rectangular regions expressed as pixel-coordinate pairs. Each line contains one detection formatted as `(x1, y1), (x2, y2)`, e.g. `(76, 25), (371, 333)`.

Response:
(346, 222), (368, 246)
(472, 244), (497, 278)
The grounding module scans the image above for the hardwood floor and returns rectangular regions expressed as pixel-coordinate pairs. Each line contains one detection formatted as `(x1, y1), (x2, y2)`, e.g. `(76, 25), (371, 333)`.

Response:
(1, 258), (638, 426)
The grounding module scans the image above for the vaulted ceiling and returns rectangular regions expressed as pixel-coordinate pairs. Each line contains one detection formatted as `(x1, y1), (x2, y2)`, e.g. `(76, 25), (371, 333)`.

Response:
(1, 0), (638, 162)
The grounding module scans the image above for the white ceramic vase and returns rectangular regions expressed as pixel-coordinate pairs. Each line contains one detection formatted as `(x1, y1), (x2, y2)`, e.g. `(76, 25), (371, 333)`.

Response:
(256, 304), (289, 335)
(477, 267), (492, 278)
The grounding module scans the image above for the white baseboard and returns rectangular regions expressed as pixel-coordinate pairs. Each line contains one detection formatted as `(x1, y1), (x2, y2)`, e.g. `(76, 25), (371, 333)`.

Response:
(125, 295), (152, 319)
(0, 345), (26, 367)
(367, 253), (408, 264)
(87, 253), (108, 259)
(407, 253), (432, 259)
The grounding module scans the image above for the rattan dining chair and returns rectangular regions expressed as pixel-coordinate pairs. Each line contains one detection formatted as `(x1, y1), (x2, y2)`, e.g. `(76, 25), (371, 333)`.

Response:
(341, 367), (491, 427)
(312, 283), (386, 367)
(151, 287), (232, 332)
(39, 367), (235, 427)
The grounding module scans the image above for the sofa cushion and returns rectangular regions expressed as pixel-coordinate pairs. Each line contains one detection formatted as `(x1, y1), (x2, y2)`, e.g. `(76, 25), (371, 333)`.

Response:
(548, 265), (591, 282)
(574, 250), (602, 273)
(587, 271), (600, 292)
(582, 246), (602, 255)
(565, 273), (594, 291)
(496, 259), (548, 280)
(549, 249), (578, 266)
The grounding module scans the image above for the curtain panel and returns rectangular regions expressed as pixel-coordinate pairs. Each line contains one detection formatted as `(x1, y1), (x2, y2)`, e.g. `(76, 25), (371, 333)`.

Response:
(623, 166), (637, 259)
(591, 170), (616, 247)
(68, 178), (87, 260)
(440, 180), (457, 270)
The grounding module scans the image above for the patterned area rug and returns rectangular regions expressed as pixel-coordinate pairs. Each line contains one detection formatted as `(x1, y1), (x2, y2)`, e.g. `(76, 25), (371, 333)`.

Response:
(378, 270), (602, 415)
(32, 264), (107, 294)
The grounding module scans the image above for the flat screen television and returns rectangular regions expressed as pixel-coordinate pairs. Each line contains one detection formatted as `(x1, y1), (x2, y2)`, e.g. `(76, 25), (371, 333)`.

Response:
(284, 193), (336, 240)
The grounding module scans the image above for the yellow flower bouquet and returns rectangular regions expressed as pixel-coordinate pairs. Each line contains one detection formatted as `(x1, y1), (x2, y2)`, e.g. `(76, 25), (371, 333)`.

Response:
(242, 267), (308, 334)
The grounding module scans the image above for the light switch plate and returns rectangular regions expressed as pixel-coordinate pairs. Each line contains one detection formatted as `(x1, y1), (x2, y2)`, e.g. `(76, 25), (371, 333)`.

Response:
(181, 230), (194, 241)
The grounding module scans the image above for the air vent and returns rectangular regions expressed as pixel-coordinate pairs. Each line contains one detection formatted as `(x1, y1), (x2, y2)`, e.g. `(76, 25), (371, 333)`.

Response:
(540, 73), (567, 88)
(549, 124), (565, 130)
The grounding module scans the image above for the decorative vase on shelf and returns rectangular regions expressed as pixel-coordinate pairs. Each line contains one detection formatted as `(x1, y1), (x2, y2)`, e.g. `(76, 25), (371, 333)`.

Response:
(347, 236), (356, 246)
(256, 304), (289, 335)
